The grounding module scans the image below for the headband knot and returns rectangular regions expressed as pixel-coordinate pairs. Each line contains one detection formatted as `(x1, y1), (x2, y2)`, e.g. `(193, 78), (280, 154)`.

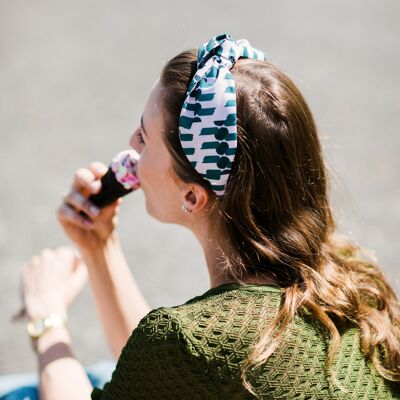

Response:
(179, 33), (267, 196)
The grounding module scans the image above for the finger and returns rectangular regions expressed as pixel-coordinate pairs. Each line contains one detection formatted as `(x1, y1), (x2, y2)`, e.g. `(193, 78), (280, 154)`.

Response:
(55, 245), (80, 257)
(55, 245), (77, 265)
(73, 260), (88, 284)
(88, 161), (108, 179)
(72, 168), (100, 194)
(54, 246), (84, 274)
(63, 190), (100, 219)
(57, 203), (94, 229)
(39, 248), (60, 266)
(66, 263), (89, 306)
(86, 162), (108, 195)
(71, 248), (84, 272)
(100, 197), (123, 220)
(55, 245), (75, 254)
(41, 248), (55, 259)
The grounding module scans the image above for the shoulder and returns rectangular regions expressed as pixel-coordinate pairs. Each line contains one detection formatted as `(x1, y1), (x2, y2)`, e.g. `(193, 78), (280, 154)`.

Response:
(134, 286), (286, 365)
(121, 285), (285, 364)
(95, 305), (224, 399)
(134, 284), (284, 331)
(121, 306), (198, 359)
(131, 306), (183, 339)
(126, 286), (332, 373)
(132, 286), (332, 350)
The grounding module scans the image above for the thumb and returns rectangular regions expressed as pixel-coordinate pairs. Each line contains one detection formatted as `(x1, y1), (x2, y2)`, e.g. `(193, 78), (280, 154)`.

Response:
(54, 245), (77, 266)
(66, 259), (88, 305)
(72, 259), (88, 286)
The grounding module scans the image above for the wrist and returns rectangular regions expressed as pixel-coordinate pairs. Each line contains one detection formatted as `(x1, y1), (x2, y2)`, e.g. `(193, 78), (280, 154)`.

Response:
(35, 325), (71, 354)
(80, 233), (121, 265)
(28, 318), (70, 355)
(25, 303), (67, 321)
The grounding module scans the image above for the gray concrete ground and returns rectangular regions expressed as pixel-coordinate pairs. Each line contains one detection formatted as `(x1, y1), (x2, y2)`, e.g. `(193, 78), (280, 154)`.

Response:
(0, 0), (399, 374)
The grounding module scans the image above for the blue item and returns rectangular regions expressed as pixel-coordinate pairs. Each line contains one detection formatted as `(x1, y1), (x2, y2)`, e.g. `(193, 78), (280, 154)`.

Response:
(0, 360), (115, 400)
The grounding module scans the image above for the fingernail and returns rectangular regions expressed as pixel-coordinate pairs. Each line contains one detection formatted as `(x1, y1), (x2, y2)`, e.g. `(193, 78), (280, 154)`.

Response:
(84, 219), (93, 227)
(90, 181), (101, 192)
(89, 205), (100, 216)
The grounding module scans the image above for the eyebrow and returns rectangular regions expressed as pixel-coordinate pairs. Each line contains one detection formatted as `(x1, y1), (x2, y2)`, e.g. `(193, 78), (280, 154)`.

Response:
(140, 115), (148, 137)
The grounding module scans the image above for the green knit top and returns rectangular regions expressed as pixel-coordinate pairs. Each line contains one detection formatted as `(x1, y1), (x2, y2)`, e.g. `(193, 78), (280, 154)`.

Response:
(91, 283), (400, 399)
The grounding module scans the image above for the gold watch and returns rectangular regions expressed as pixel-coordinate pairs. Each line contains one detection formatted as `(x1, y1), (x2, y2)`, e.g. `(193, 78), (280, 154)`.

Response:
(26, 313), (67, 339)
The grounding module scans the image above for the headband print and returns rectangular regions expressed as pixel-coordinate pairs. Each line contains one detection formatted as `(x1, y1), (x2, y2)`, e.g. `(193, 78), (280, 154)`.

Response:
(179, 33), (267, 196)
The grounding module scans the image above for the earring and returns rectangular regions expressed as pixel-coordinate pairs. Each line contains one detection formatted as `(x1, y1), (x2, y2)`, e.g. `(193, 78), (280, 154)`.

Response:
(182, 204), (192, 213)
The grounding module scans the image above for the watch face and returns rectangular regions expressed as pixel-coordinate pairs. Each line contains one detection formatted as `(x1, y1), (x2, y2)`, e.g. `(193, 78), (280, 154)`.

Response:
(27, 319), (46, 338)
(26, 315), (65, 338)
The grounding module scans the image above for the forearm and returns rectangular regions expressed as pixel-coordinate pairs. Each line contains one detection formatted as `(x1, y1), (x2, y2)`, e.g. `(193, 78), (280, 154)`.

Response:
(80, 234), (151, 358)
(37, 326), (92, 400)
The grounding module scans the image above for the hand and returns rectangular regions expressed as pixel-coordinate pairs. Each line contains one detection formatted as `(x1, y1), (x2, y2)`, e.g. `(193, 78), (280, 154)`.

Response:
(20, 246), (88, 320)
(57, 161), (123, 252)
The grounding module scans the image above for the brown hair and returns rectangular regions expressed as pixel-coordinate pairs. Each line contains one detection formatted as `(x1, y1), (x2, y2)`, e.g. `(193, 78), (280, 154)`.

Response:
(159, 48), (400, 397)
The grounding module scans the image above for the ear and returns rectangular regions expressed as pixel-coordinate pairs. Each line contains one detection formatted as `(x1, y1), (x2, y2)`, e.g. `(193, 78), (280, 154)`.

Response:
(182, 183), (209, 213)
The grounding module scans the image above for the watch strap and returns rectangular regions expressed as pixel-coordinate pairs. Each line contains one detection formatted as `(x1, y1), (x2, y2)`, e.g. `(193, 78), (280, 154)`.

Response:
(26, 313), (67, 339)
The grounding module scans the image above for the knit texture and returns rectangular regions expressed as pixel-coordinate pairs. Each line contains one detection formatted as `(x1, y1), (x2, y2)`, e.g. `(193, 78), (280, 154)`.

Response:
(91, 283), (400, 399)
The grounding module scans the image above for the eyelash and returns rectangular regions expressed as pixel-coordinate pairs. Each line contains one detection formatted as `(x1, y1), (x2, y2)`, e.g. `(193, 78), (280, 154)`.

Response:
(137, 129), (145, 144)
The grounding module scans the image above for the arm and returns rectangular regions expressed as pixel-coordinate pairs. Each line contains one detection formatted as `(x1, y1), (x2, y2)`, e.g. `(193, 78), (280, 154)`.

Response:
(21, 247), (96, 399)
(57, 161), (151, 359)
(80, 233), (151, 359)
(36, 326), (93, 400)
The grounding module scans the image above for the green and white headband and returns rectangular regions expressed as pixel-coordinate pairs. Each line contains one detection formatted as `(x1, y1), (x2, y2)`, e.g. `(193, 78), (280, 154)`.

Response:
(179, 33), (267, 197)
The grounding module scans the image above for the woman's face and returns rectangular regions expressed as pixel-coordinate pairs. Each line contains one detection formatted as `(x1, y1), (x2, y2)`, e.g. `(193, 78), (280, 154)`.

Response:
(129, 78), (186, 224)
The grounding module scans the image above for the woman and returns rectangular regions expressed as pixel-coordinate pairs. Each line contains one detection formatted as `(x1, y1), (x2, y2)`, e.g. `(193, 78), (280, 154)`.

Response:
(16, 33), (400, 399)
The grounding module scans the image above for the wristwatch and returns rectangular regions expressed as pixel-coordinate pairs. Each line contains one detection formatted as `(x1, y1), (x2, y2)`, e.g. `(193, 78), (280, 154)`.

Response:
(26, 313), (67, 339)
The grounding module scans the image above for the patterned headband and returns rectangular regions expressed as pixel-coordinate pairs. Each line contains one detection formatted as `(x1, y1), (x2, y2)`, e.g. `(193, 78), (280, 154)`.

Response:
(178, 33), (267, 197)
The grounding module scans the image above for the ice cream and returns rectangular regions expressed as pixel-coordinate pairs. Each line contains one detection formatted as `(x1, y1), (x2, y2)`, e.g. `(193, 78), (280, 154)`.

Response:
(88, 149), (141, 208)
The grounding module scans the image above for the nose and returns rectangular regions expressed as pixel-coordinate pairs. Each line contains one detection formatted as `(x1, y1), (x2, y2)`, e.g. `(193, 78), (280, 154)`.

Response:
(129, 127), (142, 153)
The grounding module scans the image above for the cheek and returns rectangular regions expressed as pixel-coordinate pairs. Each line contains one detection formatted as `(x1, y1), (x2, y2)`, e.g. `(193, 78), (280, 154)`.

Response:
(136, 150), (155, 187)
(136, 153), (146, 184)
(137, 152), (173, 197)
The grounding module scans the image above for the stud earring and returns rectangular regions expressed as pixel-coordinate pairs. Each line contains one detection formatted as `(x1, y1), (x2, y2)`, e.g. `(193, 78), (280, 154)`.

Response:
(182, 204), (192, 213)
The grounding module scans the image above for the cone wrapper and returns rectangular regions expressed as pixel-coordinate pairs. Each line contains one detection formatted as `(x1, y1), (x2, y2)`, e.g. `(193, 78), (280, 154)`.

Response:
(89, 150), (141, 208)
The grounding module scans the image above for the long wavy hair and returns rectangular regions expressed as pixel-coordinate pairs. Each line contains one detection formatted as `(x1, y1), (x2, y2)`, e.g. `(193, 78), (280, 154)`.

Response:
(158, 48), (400, 397)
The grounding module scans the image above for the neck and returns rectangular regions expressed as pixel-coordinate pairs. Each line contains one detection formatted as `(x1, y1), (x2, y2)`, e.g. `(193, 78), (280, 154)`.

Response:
(190, 220), (280, 289)
(190, 221), (235, 289)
